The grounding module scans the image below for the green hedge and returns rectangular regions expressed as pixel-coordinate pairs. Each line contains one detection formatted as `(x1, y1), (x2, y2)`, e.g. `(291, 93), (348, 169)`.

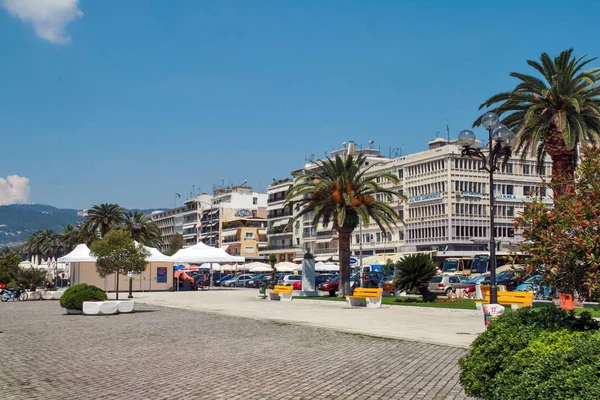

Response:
(59, 283), (107, 311)
(458, 307), (600, 399)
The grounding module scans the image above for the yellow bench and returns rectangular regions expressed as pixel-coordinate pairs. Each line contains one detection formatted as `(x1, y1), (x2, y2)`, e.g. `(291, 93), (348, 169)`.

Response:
(346, 288), (383, 308)
(268, 285), (293, 301)
(476, 291), (534, 310)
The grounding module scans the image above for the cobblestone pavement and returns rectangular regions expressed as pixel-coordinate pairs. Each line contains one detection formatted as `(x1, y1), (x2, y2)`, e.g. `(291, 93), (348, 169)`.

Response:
(0, 301), (468, 400)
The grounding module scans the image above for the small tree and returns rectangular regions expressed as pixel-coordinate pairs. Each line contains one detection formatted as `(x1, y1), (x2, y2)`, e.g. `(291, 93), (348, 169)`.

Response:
(164, 233), (183, 256)
(516, 145), (600, 303)
(90, 229), (149, 299)
(16, 267), (47, 291)
(393, 253), (439, 301)
(268, 254), (277, 288)
(0, 253), (21, 284)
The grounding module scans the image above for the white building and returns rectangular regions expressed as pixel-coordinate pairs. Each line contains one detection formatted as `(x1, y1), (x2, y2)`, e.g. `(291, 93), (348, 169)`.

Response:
(284, 138), (552, 263)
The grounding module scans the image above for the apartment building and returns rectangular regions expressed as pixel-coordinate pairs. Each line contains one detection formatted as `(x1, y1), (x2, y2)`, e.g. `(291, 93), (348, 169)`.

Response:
(258, 178), (299, 262)
(284, 138), (552, 262)
(151, 206), (187, 252)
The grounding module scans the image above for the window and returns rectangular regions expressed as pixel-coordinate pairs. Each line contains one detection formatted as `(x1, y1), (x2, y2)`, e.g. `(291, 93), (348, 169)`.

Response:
(253, 197), (258, 205)
(244, 246), (255, 254)
(523, 164), (530, 175)
(376, 232), (381, 242)
(244, 232), (255, 239)
(507, 185), (514, 195)
(398, 169), (404, 178)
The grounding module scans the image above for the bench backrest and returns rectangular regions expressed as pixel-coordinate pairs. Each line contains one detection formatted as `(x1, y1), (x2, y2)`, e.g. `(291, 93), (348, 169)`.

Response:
(484, 291), (534, 306)
(353, 288), (383, 297)
(274, 285), (293, 294)
(382, 283), (394, 293)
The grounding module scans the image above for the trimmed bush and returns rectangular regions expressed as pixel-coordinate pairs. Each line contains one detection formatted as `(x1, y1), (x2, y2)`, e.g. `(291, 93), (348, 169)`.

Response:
(494, 330), (600, 399)
(59, 283), (107, 311)
(458, 307), (600, 399)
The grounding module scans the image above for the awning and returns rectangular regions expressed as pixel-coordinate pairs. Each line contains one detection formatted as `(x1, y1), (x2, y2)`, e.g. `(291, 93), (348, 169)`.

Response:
(315, 238), (333, 244)
(222, 230), (238, 237)
(268, 202), (287, 211)
(258, 242), (268, 248)
(210, 209), (219, 215)
(315, 256), (331, 262)
(273, 219), (289, 228)
(221, 245), (231, 251)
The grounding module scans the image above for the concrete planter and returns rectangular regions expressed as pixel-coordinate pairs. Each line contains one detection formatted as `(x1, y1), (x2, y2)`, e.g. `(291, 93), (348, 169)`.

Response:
(82, 301), (135, 315)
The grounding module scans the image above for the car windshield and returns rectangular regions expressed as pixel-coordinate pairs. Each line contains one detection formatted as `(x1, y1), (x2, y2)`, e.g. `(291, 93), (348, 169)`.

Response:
(430, 276), (442, 283)
(442, 259), (458, 272)
(459, 276), (469, 283)
(472, 255), (489, 274)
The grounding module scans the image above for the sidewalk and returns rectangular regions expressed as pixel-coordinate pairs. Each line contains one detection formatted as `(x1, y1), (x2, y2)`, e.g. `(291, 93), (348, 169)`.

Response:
(116, 289), (485, 348)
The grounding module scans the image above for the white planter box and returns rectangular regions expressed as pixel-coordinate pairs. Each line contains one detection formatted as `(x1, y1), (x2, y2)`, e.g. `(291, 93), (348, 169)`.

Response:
(82, 301), (135, 315)
(52, 291), (64, 300)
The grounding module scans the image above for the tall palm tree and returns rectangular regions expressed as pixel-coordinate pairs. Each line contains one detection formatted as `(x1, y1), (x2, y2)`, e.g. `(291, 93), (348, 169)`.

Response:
(475, 49), (600, 196)
(75, 220), (97, 246)
(122, 211), (163, 247)
(59, 224), (78, 252)
(286, 154), (405, 296)
(86, 203), (125, 238)
(24, 229), (56, 264)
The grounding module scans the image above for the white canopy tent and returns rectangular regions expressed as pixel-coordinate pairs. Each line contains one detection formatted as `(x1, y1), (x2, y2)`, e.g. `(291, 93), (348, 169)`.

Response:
(316, 263), (339, 272)
(58, 244), (97, 262)
(247, 262), (272, 273)
(170, 242), (245, 263)
(275, 261), (297, 272)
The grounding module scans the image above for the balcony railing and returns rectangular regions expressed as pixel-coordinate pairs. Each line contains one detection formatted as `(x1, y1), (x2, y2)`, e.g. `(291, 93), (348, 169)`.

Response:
(265, 244), (299, 250)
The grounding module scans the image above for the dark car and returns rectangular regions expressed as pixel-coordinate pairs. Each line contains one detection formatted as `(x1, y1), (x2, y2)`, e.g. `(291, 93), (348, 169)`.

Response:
(480, 271), (521, 291)
(245, 274), (269, 288)
(213, 274), (233, 286)
(291, 274), (335, 290)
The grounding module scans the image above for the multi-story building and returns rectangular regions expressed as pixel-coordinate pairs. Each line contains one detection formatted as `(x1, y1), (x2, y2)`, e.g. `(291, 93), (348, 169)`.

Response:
(284, 138), (552, 263)
(259, 178), (299, 262)
(151, 206), (187, 252)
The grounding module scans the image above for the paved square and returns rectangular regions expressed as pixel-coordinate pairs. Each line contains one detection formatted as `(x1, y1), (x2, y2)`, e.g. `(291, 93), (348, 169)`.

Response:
(0, 301), (467, 399)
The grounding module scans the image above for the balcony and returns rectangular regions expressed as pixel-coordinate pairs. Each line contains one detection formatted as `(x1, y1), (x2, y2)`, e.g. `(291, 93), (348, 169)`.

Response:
(265, 244), (301, 250)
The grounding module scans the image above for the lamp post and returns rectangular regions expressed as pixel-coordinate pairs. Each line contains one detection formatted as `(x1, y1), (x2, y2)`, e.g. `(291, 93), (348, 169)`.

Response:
(458, 111), (515, 304)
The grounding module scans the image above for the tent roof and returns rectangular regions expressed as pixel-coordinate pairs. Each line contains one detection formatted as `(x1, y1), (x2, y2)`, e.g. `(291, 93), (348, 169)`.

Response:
(57, 244), (97, 262)
(134, 242), (172, 262)
(170, 242), (245, 263)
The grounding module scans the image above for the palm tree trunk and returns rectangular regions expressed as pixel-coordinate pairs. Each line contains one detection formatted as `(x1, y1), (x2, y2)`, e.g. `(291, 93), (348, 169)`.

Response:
(546, 125), (576, 197)
(338, 227), (352, 297)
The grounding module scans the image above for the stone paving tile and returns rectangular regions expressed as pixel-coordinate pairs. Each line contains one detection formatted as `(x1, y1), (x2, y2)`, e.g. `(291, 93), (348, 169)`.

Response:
(0, 301), (468, 399)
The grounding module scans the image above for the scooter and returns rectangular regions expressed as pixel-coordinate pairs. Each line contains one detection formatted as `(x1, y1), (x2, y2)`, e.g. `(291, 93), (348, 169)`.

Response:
(0, 284), (27, 302)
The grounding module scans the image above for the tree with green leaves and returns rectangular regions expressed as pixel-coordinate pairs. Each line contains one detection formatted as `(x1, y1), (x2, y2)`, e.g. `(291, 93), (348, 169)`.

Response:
(164, 233), (183, 256)
(16, 267), (48, 291)
(393, 253), (439, 301)
(90, 229), (149, 299)
(86, 203), (125, 238)
(474, 49), (600, 196)
(0, 253), (21, 285)
(286, 154), (405, 296)
(122, 211), (163, 247)
(268, 253), (277, 287)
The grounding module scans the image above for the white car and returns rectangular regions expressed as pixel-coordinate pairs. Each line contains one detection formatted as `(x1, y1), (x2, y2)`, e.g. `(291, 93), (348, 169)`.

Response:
(221, 274), (254, 287)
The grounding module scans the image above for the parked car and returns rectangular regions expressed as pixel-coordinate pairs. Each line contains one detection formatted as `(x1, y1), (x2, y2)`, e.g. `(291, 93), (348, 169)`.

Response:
(514, 275), (553, 299)
(245, 274), (269, 288)
(480, 270), (521, 291)
(428, 275), (468, 295)
(279, 274), (302, 285)
(291, 274), (335, 290)
(221, 274), (254, 287)
(317, 274), (356, 295)
(450, 275), (488, 296)
(214, 274), (233, 286)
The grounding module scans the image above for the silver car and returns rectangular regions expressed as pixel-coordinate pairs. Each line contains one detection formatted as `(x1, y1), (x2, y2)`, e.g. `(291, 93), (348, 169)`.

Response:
(221, 274), (254, 287)
(428, 275), (468, 295)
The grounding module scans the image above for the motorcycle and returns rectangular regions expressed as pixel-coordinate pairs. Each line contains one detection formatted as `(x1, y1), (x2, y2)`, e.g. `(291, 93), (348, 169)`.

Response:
(0, 284), (28, 302)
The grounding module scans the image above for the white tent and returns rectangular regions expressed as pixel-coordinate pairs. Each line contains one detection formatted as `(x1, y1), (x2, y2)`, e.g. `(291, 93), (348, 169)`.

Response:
(58, 244), (97, 262)
(316, 263), (339, 272)
(134, 242), (173, 262)
(275, 261), (297, 272)
(246, 262), (272, 273)
(170, 242), (245, 263)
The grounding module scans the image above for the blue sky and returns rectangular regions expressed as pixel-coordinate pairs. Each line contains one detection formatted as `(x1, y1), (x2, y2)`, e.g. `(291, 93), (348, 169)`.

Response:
(1, 0), (598, 209)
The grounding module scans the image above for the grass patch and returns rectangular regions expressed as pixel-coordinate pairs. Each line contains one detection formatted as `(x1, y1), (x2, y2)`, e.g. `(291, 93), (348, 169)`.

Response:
(296, 295), (600, 315)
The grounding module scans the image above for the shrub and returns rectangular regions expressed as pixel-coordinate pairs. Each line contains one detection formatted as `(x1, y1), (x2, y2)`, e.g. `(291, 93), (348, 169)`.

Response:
(393, 253), (439, 301)
(59, 283), (107, 311)
(458, 307), (600, 399)
(494, 330), (600, 399)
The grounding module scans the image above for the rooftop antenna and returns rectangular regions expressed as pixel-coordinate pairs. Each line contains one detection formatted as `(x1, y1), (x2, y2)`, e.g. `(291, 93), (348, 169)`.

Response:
(436, 131), (440, 138)
(446, 119), (450, 141)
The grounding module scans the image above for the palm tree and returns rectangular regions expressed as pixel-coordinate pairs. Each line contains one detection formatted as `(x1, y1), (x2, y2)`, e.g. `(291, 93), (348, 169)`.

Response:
(59, 224), (78, 253)
(286, 154), (405, 296)
(86, 203), (125, 238)
(75, 220), (97, 246)
(24, 229), (56, 264)
(392, 253), (439, 300)
(122, 211), (163, 247)
(16, 266), (48, 291)
(475, 49), (600, 196)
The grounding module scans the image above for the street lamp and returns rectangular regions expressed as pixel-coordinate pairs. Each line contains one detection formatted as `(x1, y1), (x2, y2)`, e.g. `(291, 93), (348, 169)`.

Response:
(458, 111), (515, 304)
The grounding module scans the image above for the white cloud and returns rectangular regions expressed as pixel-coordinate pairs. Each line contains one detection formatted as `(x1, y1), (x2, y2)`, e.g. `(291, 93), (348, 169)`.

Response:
(0, 175), (30, 205)
(2, 0), (83, 44)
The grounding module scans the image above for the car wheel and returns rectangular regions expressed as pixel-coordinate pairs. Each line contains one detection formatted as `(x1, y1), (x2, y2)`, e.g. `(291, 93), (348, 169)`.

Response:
(445, 288), (453, 296)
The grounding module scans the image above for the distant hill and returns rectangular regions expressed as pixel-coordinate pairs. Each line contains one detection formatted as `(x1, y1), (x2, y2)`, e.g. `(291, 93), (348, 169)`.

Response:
(0, 204), (163, 246)
(0, 204), (84, 245)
